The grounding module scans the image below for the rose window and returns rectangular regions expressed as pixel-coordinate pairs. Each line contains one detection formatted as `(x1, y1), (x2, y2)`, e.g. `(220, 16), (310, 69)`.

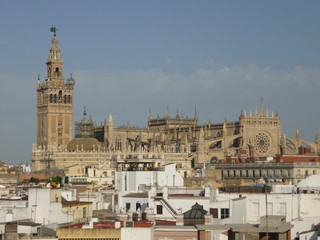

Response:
(254, 132), (271, 154)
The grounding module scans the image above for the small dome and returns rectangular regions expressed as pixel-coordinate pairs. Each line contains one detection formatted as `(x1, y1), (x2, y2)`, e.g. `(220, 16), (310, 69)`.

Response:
(67, 137), (103, 152)
(183, 202), (207, 226)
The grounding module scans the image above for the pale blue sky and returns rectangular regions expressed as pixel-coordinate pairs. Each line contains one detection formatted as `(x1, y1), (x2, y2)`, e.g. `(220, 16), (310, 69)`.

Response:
(1, 1), (320, 164)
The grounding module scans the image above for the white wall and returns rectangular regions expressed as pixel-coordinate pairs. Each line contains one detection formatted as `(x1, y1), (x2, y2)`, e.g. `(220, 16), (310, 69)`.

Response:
(18, 225), (40, 234)
(120, 197), (149, 214)
(28, 188), (69, 225)
(121, 227), (154, 240)
(79, 191), (105, 210)
(115, 164), (183, 192)
(61, 189), (77, 201)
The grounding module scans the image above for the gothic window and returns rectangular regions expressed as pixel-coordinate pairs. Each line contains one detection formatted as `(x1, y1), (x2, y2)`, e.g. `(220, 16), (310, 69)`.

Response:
(254, 131), (271, 154)
(68, 95), (72, 103)
(50, 94), (53, 103)
(115, 136), (122, 151)
(64, 95), (67, 104)
(53, 94), (57, 103)
(58, 91), (62, 103)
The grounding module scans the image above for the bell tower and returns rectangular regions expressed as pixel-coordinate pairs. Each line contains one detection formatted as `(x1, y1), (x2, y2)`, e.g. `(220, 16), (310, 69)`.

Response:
(36, 27), (75, 150)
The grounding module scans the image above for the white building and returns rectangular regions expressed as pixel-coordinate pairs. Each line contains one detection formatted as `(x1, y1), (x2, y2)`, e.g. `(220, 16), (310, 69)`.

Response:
(115, 163), (184, 215)
(28, 188), (69, 225)
(115, 163), (183, 192)
(0, 188), (69, 225)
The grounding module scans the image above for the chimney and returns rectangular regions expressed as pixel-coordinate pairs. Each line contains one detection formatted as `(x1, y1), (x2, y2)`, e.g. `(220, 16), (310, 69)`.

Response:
(118, 214), (129, 225)
(205, 213), (213, 225)
(176, 214), (184, 226)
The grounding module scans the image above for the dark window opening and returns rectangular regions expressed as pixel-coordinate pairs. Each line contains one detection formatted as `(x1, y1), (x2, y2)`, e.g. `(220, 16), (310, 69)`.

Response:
(210, 208), (218, 218)
(221, 208), (230, 219)
(126, 203), (131, 212)
(157, 205), (163, 215)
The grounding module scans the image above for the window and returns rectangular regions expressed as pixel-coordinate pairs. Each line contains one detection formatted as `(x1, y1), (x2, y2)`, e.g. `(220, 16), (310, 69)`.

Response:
(115, 136), (122, 151)
(221, 208), (229, 219)
(55, 67), (60, 76)
(157, 205), (163, 215)
(83, 207), (86, 218)
(126, 203), (131, 212)
(252, 202), (259, 217)
(279, 203), (286, 215)
(58, 91), (62, 102)
(267, 202), (273, 215)
(210, 208), (218, 218)
(136, 201), (141, 211)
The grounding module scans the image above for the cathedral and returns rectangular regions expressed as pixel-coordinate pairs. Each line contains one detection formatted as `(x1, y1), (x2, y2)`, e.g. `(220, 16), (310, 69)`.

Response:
(32, 31), (320, 173)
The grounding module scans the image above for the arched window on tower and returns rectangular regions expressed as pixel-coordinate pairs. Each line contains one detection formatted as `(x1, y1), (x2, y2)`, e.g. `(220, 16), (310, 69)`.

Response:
(53, 94), (57, 103)
(58, 91), (62, 103)
(64, 95), (67, 104)
(68, 95), (72, 103)
(50, 94), (53, 103)
(55, 67), (60, 77)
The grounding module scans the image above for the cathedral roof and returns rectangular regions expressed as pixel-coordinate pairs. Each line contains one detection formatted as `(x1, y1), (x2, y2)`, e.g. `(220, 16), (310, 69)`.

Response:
(67, 137), (104, 152)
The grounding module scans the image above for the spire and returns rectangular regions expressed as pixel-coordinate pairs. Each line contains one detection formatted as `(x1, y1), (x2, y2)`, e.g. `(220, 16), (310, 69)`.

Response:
(165, 107), (170, 119)
(108, 113), (113, 126)
(223, 118), (227, 135)
(148, 109), (152, 121)
(46, 26), (64, 83)
(259, 97), (264, 116)
(296, 125), (300, 139)
(67, 73), (75, 85)
(176, 110), (180, 119)
(194, 108), (198, 120)
(47, 34), (63, 64)
(316, 131), (319, 143)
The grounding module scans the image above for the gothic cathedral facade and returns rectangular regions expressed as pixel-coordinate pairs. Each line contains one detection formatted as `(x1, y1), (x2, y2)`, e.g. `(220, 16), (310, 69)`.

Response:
(32, 32), (320, 172)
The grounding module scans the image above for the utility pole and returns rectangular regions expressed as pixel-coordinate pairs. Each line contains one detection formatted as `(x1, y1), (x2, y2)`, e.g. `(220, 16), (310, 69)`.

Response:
(265, 179), (269, 240)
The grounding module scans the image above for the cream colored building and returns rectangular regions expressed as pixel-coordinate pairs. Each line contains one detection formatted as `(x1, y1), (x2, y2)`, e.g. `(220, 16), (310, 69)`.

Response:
(62, 201), (93, 224)
(32, 31), (320, 175)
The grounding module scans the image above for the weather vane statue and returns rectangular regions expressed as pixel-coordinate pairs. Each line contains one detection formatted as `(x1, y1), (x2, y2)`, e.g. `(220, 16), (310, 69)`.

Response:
(50, 26), (57, 37)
